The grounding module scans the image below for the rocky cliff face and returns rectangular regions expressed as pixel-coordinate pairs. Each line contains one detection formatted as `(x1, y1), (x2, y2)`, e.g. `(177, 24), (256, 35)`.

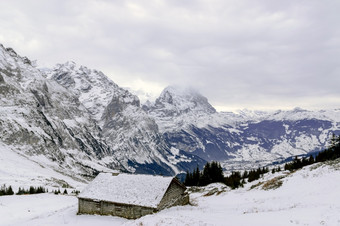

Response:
(0, 44), (113, 178)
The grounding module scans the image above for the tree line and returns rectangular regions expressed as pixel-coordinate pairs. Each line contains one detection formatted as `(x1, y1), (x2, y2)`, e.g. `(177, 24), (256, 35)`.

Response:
(184, 134), (340, 189)
(184, 161), (224, 186)
(0, 185), (48, 196)
(0, 185), (78, 196)
(0, 184), (14, 196)
(184, 161), (271, 189)
(17, 186), (47, 195)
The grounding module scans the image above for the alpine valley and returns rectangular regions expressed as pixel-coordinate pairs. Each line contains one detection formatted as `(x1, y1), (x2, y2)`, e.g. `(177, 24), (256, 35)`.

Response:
(1, 44), (340, 185)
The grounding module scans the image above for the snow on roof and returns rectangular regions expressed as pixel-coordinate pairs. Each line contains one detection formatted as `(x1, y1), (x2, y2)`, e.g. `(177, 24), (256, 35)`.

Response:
(78, 173), (176, 208)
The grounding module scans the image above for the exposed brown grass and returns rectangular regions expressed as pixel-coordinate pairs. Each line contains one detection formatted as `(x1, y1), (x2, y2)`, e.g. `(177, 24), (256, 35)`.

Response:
(262, 176), (284, 190)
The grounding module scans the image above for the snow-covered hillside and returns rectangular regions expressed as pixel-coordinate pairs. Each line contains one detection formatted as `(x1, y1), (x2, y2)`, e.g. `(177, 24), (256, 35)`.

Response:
(1, 159), (339, 225)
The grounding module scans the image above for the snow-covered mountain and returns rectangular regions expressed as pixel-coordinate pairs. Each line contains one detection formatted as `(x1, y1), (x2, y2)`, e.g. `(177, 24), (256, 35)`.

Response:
(0, 44), (204, 180)
(145, 86), (216, 116)
(144, 86), (340, 170)
(47, 62), (205, 175)
(1, 43), (339, 180)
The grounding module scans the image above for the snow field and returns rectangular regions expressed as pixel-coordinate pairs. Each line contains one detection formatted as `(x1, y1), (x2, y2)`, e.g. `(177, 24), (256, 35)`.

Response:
(1, 160), (340, 226)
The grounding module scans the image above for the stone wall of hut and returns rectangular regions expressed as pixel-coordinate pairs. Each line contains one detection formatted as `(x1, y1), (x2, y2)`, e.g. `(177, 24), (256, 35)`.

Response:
(78, 198), (155, 219)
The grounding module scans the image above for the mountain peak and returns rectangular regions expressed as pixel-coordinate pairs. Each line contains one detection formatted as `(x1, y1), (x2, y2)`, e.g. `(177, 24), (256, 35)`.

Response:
(151, 85), (216, 116)
(0, 43), (33, 67)
(48, 61), (140, 122)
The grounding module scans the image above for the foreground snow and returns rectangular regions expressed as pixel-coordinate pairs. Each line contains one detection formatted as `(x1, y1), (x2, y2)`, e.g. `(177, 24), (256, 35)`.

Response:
(1, 160), (340, 226)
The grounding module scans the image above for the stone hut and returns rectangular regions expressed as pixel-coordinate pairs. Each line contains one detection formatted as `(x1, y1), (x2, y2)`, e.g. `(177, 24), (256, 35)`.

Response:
(78, 173), (189, 219)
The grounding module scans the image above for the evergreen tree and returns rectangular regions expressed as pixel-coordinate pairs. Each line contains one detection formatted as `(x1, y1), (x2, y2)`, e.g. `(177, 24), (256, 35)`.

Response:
(199, 162), (211, 186)
(224, 171), (242, 189)
(193, 166), (200, 185)
(6, 186), (14, 195)
(242, 170), (249, 178)
(0, 184), (6, 196)
(29, 186), (36, 194)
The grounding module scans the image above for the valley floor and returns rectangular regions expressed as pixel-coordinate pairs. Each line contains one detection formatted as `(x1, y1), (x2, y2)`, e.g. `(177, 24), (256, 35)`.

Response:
(1, 159), (340, 226)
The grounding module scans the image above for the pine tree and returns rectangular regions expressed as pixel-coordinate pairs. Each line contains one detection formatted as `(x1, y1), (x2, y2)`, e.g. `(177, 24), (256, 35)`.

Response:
(6, 186), (14, 195)
(193, 166), (200, 186)
(0, 184), (6, 196)
(184, 170), (194, 186)
(199, 162), (211, 186)
(242, 170), (249, 178)
(29, 186), (36, 194)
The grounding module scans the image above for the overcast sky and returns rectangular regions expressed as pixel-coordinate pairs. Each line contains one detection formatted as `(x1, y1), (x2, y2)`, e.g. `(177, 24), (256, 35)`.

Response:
(1, 0), (339, 112)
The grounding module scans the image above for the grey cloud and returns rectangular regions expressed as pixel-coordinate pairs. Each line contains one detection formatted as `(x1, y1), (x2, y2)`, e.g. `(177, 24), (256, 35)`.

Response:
(0, 0), (339, 111)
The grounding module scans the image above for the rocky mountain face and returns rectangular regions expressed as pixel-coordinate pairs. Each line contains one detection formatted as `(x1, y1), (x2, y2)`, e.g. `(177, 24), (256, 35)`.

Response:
(47, 62), (205, 175)
(144, 86), (340, 170)
(0, 44), (112, 179)
(0, 44), (204, 179)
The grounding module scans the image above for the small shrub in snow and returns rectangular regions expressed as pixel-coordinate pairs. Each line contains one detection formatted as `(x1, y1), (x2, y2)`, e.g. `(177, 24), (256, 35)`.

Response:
(250, 181), (264, 190)
(71, 190), (80, 195)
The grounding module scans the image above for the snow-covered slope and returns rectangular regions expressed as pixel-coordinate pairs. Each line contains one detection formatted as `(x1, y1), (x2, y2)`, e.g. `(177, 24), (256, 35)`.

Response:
(1, 159), (340, 225)
(0, 143), (88, 190)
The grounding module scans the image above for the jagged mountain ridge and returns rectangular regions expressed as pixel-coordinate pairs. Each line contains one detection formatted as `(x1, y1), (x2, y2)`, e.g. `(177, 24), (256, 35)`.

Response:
(0, 44), (205, 178)
(144, 86), (340, 169)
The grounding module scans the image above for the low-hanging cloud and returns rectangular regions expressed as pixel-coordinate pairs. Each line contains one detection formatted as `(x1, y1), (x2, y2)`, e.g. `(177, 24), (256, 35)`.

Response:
(0, 0), (339, 111)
